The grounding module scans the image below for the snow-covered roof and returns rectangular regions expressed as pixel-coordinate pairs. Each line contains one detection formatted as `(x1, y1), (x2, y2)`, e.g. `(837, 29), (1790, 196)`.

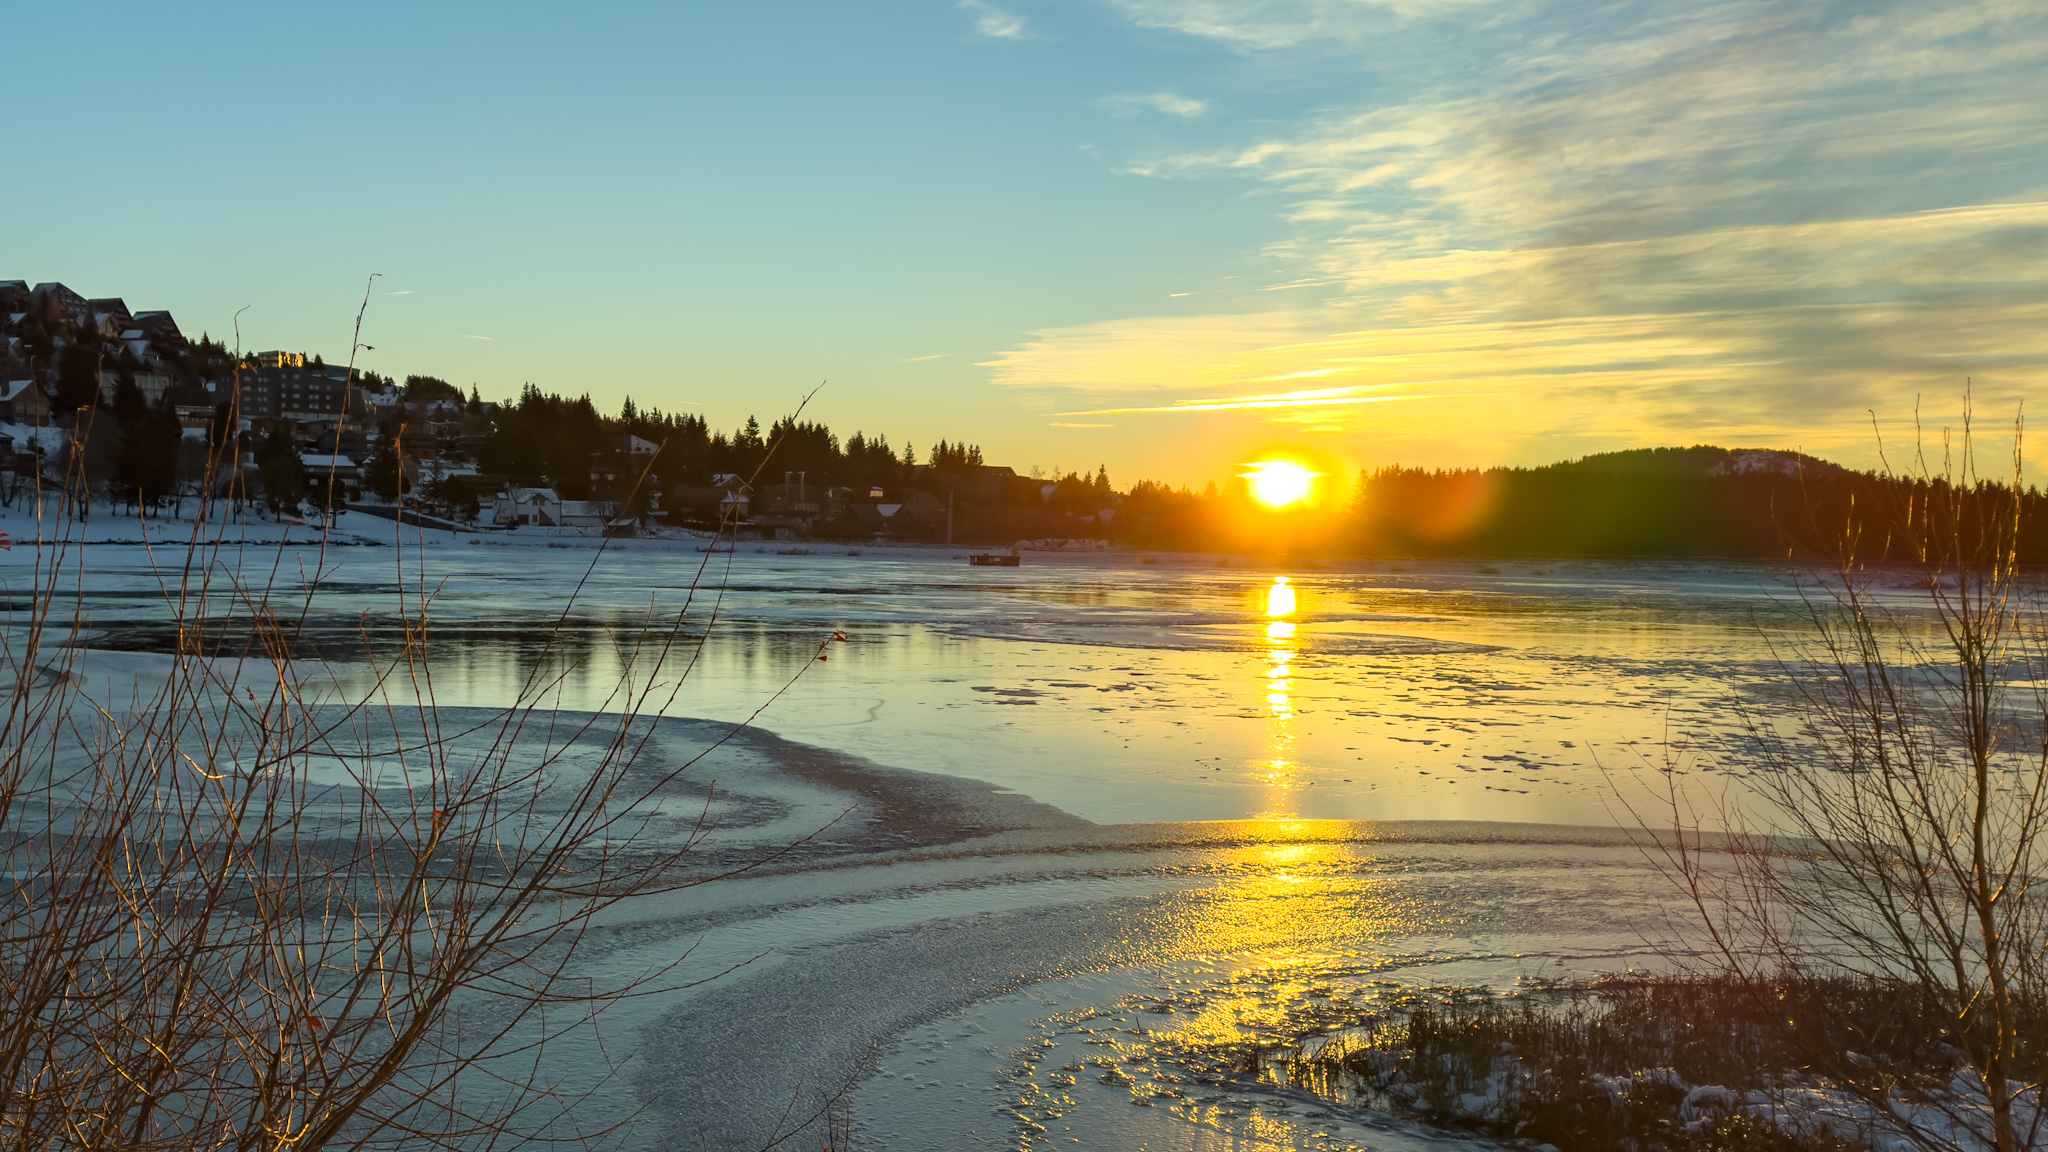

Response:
(300, 454), (357, 469)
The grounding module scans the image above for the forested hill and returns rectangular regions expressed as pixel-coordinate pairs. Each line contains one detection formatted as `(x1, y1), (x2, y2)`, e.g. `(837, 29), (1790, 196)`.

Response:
(1346, 445), (2048, 562)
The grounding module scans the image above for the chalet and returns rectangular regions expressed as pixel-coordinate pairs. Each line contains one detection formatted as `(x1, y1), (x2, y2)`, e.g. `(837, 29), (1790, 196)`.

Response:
(174, 404), (216, 436)
(0, 378), (52, 426)
(755, 481), (838, 518)
(848, 502), (902, 530)
(490, 486), (564, 527)
(121, 312), (183, 367)
(709, 473), (752, 519)
(28, 283), (88, 327)
(86, 298), (131, 337)
(300, 454), (360, 482)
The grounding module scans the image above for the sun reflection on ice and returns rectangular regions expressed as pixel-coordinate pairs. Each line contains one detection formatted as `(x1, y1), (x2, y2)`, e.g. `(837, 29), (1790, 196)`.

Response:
(1265, 576), (1296, 618)
(1257, 577), (1300, 813)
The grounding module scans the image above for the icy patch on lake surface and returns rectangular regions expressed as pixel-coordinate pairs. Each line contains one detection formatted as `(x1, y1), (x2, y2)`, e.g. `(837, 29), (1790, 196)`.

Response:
(626, 823), (1685, 1150)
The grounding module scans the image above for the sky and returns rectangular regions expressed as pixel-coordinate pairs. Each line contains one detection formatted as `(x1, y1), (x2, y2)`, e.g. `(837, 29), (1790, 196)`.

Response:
(7, 0), (2048, 488)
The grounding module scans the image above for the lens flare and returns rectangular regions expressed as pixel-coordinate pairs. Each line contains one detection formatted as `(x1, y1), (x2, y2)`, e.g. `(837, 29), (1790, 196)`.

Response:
(1242, 460), (1318, 509)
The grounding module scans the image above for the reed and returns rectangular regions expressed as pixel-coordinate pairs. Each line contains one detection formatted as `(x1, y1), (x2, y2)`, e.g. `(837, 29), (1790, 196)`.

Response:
(0, 293), (835, 1149)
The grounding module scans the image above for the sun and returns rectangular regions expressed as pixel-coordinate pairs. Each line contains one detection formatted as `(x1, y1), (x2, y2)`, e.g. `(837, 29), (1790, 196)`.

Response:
(1242, 460), (1319, 509)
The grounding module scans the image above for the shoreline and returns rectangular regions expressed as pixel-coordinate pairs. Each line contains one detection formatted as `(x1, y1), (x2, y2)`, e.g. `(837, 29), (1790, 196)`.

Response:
(606, 716), (1691, 1150)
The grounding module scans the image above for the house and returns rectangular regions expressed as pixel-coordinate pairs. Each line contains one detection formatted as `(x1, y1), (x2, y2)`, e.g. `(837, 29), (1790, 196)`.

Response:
(610, 434), (658, 456)
(121, 312), (184, 369)
(556, 500), (616, 528)
(174, 404), (216, 437)
(848, 502), (903, 531)
(0, 378), (52, 426)
(86, 298), (132, 337)
(755, 481), (835, 517)
(709, 473), (752, 519)
(28, 283), (88, 327)
(490, 486), (564, 527)
(300, 454), (360, 482)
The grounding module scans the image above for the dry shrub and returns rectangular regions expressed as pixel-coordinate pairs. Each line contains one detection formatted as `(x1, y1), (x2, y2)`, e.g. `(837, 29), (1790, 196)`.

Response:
(0, 335), (833, 1149)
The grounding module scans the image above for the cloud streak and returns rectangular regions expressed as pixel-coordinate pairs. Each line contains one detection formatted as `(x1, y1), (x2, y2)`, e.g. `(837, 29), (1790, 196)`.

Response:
(959, 0), (1029, 40)
(1101, 92), (1210, 119)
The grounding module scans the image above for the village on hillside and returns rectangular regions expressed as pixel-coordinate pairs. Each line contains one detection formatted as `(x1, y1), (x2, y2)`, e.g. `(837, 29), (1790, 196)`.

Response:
(0, 279), (1142, 544)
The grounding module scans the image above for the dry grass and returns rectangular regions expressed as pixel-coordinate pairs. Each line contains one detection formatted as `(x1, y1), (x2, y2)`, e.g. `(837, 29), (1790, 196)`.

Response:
(0, 319), (837, 1149)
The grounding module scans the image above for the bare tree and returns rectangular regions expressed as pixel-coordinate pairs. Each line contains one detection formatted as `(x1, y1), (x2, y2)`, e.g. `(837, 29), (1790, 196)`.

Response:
(0, 318), (835, 1148)
(1630, 407), (2048, 1152)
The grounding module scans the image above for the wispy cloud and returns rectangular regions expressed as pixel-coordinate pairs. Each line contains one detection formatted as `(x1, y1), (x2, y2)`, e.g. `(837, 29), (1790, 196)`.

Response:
(900, 353), (948, 362)
(1101, 92), (1210, 119)
(959, 0), (1029, 40)
(1049, 421), (1117, 427)
(984, 0), (2048, 465)
(387, 290), (415, 296)
(1062, 387), (1436, 415)
(1105, 0), (1482, 49)
(461, 334), (493, 341)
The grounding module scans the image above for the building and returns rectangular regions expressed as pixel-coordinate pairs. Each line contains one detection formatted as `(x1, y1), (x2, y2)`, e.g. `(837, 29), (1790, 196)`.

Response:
(490, 486), (564, 527)
(300, 454), (360, 482)
(709, 473), (752, 519)
(28, 283), (88, 328)
(85, 298), (131, 337)
(556, 500), (616, 528)
(228, 359), (372, 431)
(0, 378), (52, 425)
(121, 312), (184, 365)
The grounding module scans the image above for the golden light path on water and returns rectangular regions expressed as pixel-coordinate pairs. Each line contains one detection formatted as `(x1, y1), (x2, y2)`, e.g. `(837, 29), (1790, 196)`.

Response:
(1261, 576), (1299, 816)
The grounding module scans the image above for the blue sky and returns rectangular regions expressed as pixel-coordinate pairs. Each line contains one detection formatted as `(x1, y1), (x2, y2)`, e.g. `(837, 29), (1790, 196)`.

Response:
(8, 0), (2047, 485)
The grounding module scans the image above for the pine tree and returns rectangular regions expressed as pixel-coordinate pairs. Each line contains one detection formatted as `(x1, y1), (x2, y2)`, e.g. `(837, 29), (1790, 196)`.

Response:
(256, 431), (306, 516)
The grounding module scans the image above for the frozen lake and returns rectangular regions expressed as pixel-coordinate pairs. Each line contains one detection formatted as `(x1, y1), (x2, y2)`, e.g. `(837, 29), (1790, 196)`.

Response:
(4, 526), (1864, 1148)
(28, 532), (1820, 826)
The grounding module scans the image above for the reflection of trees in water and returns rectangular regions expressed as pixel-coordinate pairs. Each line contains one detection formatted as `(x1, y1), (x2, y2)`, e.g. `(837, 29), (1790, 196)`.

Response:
(336, 616), (832, 708)
(86, 607), (837, 713)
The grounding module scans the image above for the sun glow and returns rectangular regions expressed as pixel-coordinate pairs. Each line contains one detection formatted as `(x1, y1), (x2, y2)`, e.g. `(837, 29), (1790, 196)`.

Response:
(1242, 460), (1319, 509)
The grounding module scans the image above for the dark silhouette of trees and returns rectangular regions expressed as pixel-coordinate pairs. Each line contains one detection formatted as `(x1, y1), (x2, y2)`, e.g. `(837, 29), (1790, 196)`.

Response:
(254, 430), (305, 515)
(361, 439), (406, 503)
(402, 374), (463, 406)
(52, 337), (104, 413)
(110, 380), (180, 514)
(479, 386), (607, 497)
